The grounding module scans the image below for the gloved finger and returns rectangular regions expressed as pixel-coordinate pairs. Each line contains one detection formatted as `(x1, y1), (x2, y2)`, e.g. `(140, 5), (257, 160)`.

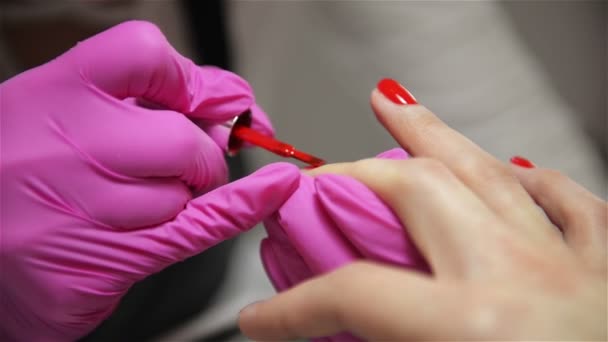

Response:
(71, 21), (254, 122)
(264, 206), (355, 342)
(132, 162), (300, 269)
(261, 239), (293, 291)
(197, 103), (275, 152)
(239, 262), (456, 341)
(84, 104), (227, 192)
(266, 175), (361, 275)
(511, 165), (607, 273)
(248, 103), (275, 136)
(263, 215), (316, 289)
(260, 237), (313, 291)
(309, 148), (411, 265)
(83, 177), (191, 229)
(315, 174), (429, 272)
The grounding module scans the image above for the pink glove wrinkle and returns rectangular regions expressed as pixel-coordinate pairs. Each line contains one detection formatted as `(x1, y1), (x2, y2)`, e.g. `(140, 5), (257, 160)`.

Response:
(261, 148), (430, 342)
(0, 20), (291, 341)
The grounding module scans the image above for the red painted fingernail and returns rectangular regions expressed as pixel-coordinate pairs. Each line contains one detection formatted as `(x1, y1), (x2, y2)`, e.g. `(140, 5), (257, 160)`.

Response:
(510, 156), (535, 168)
(377, 78), (418, 105)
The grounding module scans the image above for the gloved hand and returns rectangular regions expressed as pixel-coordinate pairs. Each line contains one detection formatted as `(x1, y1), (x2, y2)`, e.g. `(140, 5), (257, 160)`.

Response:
(261, 148), (430, 342)
(0, 20), (299, 341)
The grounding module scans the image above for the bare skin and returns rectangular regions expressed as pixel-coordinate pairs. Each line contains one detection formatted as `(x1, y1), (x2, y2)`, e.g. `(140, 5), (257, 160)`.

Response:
(238, 89), (607, 341)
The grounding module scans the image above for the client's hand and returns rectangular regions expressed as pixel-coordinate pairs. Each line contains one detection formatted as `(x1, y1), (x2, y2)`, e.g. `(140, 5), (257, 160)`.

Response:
(239, 79), (607, 341)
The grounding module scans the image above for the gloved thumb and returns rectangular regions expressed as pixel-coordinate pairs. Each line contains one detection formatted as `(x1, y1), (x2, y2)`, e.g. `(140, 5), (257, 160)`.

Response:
(134, 162), (301, 270)
(69, 20), (253, 123)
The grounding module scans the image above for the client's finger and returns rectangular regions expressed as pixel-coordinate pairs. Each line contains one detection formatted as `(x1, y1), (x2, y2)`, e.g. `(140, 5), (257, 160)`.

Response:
(239, 262), (462, 341)
(309, 158), (507, 278)
(371, 79), (553, 240)
(512, 165), (607, 272)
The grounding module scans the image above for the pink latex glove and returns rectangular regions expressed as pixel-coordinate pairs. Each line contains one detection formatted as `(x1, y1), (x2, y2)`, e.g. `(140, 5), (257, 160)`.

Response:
(0, 21), (299, 341)
(261, 148), (430, 342)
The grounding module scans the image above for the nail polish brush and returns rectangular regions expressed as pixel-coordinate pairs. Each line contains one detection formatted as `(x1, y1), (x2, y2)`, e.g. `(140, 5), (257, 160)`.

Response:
(225, 111), (326, 168)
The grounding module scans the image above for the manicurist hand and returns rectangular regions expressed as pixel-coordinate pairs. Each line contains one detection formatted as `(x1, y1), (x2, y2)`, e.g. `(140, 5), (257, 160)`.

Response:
(0, 21), (299, 340)
(239, 79), (607, 341)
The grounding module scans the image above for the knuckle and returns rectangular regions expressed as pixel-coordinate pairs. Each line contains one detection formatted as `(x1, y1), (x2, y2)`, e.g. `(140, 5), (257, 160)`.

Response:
(409, 158), (453, 187)
(464, 297), (505, 339)
(462, 155), (515, 184)
(413, 158), (450, 176)
(567, 198), (605, 229)
(119, 21), (170, 65)
(531, 169), (606, 228)
(535, 169), (568, 189)
(162, 116), (201, 158)
(532, 169), (570, 199)
(122, 20), (165, 46)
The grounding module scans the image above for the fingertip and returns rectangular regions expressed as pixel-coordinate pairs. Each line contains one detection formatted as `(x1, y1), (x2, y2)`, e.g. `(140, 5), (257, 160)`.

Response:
(376, 78), (418, 105)
(370, 88), (391, 120)
(115, 20), (165, 38)
(370, 87), (382, 102)
(256, 162), (301, 190)
(238, 300), (264, 336)
(73, 20), (172, 98)
(370, 86), (431, 131)
(249, 103), (275, 137)
(159, 162), (302, 258)
(240, 162), (301, 212)
(188, 66), (255, 121)
(238, 298), (292, 342)
(199, 122), (231, 153)
(182, 127), (227, 194)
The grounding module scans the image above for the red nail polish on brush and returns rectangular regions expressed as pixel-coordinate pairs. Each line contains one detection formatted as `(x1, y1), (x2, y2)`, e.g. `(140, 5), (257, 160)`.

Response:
(377, 78), (418, 105)
(226, 111), (326, 168)
(510, 156), (535, 168)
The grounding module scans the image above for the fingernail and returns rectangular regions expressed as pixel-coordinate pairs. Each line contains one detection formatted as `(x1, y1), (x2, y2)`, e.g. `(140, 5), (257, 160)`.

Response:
(239, 300), (264, 316)
(510, 156), (535, 168)
(377, 78), (418, 105)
